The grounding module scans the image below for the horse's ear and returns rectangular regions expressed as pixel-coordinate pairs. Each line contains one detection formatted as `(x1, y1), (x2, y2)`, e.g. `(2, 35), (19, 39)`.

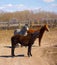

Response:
(46, 24), (48, 27)
(45, 24), (49, 31)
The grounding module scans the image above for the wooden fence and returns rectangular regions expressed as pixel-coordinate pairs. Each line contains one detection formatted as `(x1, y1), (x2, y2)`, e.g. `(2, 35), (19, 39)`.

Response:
(0, 20), (57, 30)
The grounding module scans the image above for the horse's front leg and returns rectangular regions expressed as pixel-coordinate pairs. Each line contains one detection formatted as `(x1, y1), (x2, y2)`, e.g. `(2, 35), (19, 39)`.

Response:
(27, 45), (32, 57)
(30, 48), (32, 56)
(39, 37), (41, 46)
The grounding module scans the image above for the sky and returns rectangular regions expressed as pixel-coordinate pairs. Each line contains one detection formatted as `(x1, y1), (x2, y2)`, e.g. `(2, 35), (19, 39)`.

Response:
(0, 0), (57, 12)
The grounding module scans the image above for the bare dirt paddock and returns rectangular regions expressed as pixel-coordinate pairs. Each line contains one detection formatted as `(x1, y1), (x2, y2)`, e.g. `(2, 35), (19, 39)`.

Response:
(0, 28), (57, 65)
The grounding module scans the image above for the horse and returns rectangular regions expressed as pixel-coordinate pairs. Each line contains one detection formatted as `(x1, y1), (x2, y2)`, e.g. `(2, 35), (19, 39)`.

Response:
(27, 24), (49, 46)
(14, 24), (29, 36)
(11, 31), (39, 57)
(11, 24), (49, 57)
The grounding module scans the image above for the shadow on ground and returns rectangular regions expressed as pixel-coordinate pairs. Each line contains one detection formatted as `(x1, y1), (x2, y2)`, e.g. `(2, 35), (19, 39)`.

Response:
(4, 46), (19, 48)
(0, 54), (27, 58)
(53, 45), (57, 47)
(4, 45), (38, 49)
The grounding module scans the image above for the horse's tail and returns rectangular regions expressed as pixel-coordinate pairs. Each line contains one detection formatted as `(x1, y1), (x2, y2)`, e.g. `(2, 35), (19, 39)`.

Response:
(11, 36), (16, 56)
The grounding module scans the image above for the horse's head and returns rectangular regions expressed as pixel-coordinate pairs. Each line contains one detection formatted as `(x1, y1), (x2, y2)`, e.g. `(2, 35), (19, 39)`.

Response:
(44, 24), (49, 32)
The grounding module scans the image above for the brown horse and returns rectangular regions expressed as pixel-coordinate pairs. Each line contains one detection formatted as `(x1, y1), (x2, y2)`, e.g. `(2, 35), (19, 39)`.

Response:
(11, 31), (39, 57)
(27, 24), (49, 46)
(11, 24), (49, 57)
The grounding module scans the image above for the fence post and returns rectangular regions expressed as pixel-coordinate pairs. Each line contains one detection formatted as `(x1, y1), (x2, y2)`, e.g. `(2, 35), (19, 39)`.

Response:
(7, 22), (10, 30)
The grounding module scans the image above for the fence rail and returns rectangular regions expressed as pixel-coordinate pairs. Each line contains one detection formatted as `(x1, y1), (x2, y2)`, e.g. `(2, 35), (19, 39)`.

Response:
(0, 20), (57, 30)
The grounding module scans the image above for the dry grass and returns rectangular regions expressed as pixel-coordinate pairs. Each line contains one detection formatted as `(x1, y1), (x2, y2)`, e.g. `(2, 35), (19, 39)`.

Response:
(0, 30), (14, 44)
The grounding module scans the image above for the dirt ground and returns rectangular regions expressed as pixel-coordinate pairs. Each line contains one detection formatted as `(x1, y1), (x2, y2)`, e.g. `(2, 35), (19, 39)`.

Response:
(0, 28), (57, 65)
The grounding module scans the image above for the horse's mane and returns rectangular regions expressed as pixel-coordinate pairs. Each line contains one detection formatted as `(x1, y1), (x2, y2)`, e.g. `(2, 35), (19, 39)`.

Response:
(39, 26), (44, 32)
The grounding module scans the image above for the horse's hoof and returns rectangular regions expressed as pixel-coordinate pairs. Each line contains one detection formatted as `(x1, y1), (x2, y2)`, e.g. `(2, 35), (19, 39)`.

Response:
(28, 55), (30, 57)
(30, 54), (32, 56)
(28, 54), (32, 57)
(12, 55), (15, 57)
(28, 54), (30, 57)
(39, 44), (41, 47)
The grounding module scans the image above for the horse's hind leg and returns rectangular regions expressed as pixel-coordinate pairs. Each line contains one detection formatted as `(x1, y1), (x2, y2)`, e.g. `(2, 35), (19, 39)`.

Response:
(11, 42), (16, 57)
(11, 47), (15, 56)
